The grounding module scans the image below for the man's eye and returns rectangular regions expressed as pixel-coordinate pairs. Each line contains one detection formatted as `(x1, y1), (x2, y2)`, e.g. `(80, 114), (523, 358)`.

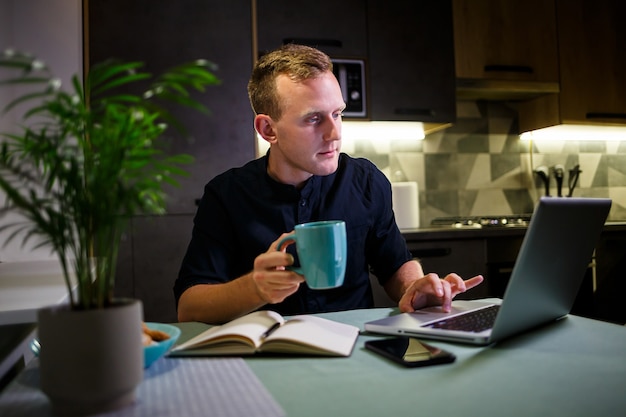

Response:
(306, 115), (321, 124)
(334, 112), (344, 120)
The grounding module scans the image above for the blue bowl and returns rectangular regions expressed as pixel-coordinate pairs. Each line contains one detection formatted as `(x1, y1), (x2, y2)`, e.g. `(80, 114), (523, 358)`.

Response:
(143, 322), (181, 368)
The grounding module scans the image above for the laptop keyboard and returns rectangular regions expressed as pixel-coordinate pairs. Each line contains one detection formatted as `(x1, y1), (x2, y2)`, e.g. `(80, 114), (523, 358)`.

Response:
(424, 305), (500, 333)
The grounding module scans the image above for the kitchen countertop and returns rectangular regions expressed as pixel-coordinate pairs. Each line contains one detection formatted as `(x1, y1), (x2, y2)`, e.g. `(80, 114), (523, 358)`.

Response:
(400, 221), (626, 241)
(401, 226), (527, 241)
(0, 259), (73, 326)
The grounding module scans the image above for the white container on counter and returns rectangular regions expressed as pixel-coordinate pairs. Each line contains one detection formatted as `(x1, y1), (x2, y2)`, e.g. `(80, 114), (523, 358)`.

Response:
(391, 181), (420, 229)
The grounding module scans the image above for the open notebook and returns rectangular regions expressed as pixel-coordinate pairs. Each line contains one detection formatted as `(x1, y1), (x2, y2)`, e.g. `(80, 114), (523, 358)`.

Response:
(365, 197), (611, 345)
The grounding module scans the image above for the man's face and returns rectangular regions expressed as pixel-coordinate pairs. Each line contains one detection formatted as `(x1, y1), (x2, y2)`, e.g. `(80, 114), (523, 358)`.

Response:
(261, 71), (346, 187)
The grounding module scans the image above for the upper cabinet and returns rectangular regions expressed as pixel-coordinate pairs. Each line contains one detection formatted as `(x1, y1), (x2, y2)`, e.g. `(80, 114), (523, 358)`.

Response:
(256, 0), (456, 124)
(519, 0), (626, 131)
(453, 0), (560, 100)
(256, 0), (367, 58)
(366, 0), (456, 123)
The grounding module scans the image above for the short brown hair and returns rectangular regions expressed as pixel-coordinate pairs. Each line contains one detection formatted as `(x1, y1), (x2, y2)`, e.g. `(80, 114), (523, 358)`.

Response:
(247, 44), (333, 120)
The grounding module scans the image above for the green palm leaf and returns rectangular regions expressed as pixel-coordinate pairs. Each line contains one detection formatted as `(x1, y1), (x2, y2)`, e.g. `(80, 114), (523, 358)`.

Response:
(0, 50), (220, 310)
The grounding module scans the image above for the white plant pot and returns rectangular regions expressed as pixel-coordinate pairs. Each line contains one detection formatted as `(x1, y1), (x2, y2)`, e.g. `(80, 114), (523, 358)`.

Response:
(37, 298), (144, 416)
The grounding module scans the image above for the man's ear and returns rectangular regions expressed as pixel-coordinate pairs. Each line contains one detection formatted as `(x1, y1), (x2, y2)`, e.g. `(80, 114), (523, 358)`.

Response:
(254, 114), (277, 144)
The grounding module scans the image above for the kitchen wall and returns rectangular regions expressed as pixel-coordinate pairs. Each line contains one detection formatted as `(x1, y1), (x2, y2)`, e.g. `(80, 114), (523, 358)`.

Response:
(344, 100), (626, 226)
(0, 0), (82, 261)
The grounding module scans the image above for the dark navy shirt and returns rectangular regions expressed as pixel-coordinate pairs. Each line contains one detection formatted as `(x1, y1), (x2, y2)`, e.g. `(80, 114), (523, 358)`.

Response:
(174, 153), (412, 316)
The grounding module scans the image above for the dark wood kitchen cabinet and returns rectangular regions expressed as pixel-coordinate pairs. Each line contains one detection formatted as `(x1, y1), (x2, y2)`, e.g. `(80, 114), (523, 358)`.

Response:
(88, 0), (255, 321)
(453, 0), (560, 100)
(256, 0), (456, 125)
(366, 0), (456, 124)
(256, 0), (368, 58)
(518, 0), (626, 132)
(593, 228), (626, 324)
(115, 215), (195, 323)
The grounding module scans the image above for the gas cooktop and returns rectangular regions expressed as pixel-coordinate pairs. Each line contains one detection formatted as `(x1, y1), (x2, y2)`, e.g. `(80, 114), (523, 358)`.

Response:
(430, 215), (532, 229)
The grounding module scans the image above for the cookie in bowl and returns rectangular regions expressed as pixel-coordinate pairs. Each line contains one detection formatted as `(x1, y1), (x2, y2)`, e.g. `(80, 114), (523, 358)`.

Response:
(143, 322), (181, 368)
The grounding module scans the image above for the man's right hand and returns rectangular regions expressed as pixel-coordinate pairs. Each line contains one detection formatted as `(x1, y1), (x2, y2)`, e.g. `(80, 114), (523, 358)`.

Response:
(251, 233), (305, 304)
(177, 233), (306, 324)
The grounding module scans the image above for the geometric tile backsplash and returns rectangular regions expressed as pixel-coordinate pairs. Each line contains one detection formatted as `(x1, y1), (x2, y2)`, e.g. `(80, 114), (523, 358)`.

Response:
(345, 100), (626, 225)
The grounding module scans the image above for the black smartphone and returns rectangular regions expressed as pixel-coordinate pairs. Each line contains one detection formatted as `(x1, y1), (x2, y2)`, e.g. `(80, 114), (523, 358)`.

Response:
(365, 337), (456, 368)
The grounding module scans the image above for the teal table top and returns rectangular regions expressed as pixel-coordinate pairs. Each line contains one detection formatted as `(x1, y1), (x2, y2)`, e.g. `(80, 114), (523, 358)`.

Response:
(4, 308), (624, 417)
(175, 308), (626, 417)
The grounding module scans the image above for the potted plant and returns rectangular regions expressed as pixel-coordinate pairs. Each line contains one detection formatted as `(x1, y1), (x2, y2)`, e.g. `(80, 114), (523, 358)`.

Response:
(0, 49), (219, 415)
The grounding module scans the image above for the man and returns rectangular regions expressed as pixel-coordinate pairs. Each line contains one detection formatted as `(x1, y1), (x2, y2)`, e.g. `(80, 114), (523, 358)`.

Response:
(174, 44), (483, 324)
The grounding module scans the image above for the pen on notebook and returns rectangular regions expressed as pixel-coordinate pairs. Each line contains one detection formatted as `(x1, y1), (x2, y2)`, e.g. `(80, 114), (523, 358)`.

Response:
(261, 322), (281, 339)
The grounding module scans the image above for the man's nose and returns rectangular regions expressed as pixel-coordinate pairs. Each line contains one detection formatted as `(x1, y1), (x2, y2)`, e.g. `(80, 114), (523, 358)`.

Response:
(323, 118), (341, 142)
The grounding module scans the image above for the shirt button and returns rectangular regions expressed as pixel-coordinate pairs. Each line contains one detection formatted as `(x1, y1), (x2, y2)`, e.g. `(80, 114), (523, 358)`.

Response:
(299, 199), (307, 207)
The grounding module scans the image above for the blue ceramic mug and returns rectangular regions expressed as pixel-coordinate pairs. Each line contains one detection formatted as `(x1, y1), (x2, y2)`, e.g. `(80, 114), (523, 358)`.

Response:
(277, 220), (347, 289)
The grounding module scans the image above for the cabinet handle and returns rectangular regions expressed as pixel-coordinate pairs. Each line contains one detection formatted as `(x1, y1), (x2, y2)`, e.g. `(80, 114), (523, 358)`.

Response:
(394, 108), (435, 117)
(586, 112), (626, 120)
(484, 64), (533, 74)
(282, 38), (343, 48)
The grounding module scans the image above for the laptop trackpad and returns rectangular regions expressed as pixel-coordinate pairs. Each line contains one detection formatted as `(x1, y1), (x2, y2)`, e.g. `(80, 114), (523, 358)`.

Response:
(409, 300), (497, 325)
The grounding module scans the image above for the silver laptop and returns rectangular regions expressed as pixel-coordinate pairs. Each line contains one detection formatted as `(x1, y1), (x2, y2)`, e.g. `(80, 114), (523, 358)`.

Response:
(365, 197), (611, 345)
